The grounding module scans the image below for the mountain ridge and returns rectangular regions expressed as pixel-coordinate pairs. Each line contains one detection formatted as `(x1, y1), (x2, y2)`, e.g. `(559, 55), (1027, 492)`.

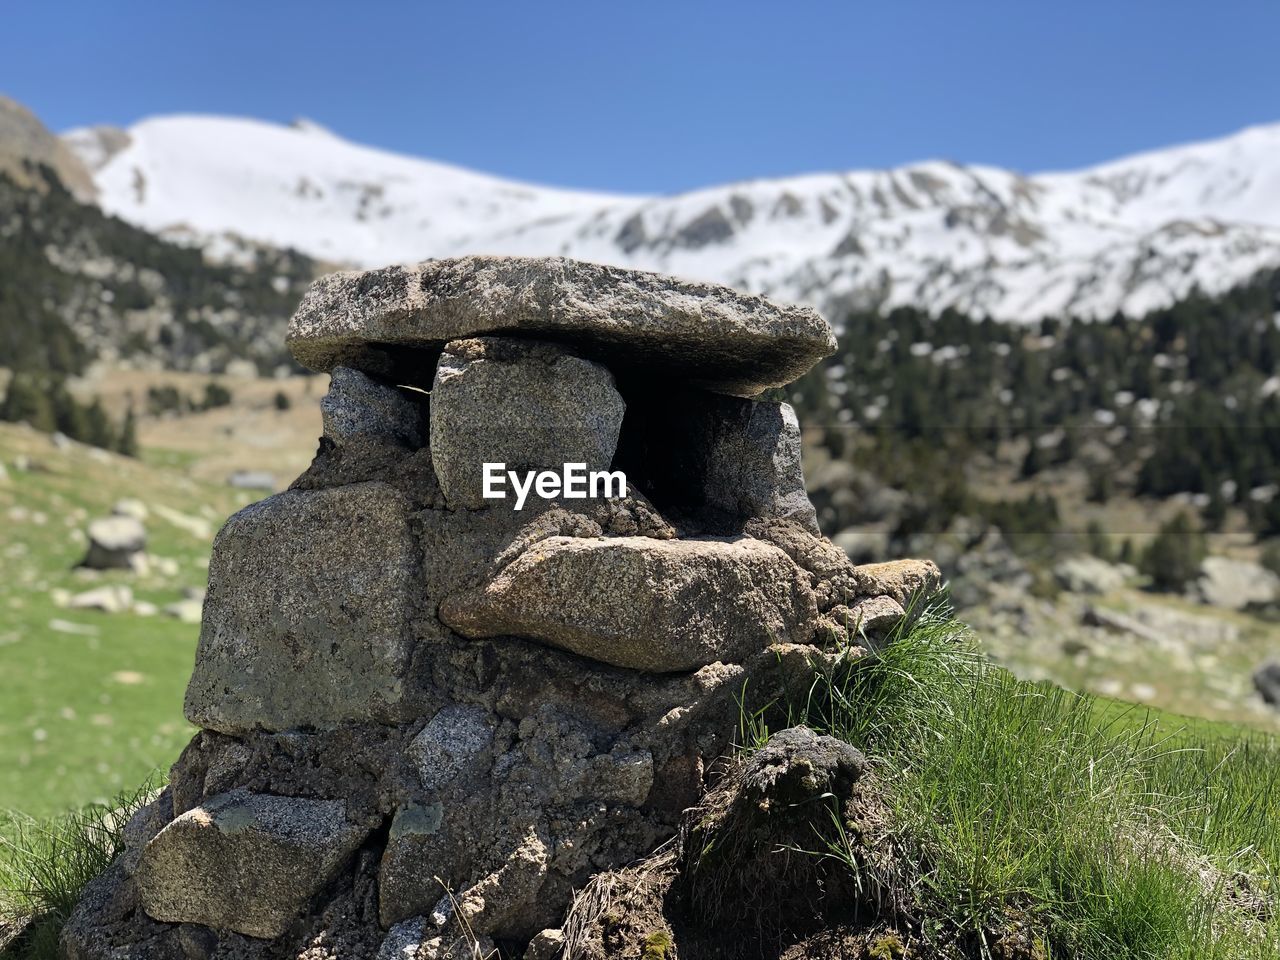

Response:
(59, 111), (1280, 323)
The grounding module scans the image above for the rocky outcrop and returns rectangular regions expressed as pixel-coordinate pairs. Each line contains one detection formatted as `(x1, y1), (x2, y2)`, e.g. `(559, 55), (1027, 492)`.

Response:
(63, 256), (936, 960)
(1196, 556), (1280, 611)
(0, 96), (96, 200)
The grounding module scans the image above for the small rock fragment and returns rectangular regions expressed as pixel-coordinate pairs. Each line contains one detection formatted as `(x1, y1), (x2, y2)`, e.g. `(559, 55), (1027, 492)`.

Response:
(177, 924), (218, 960)
(525, 927), (565, 960)
(119, 790), (173, 876)
(67, 585), (133, 614)
(321, 366), (426, 447)
(377, 917), (427, 960)
(379, 803), (455, 928)
(851, 558), (941, 607)
(408, 705), (496, 790)
(848, 594), (906, 640)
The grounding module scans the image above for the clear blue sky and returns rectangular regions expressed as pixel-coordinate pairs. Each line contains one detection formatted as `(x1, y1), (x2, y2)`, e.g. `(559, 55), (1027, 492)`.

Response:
(5, 0), (1278, 194)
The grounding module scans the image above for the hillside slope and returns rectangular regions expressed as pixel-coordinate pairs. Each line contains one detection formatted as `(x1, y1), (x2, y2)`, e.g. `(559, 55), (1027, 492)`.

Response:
(0, 97), (94, 201)
(66, 114), (1280, 321)
(0, 166), (314, 376)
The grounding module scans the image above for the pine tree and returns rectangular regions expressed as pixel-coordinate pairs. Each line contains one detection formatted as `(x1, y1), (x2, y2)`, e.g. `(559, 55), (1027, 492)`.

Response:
(50, 381), (90, 443)
(1141, 512), (1207, 593)
(0, 374), (53, 430)
(116, 405), (139, 458)
(1118, 538), (1136, 566)
(1085, 520), (1113, 562)
(1086, 467), (1114, 504)
(202, 381), (233, 410)
(83, 398), (114, 449)
(1201, 484), (1227, 532)
(1020, 442), (1048, 479)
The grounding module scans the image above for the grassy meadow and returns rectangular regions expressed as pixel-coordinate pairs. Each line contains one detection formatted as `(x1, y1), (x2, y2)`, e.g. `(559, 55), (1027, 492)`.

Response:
(0, 422), (251, 817)
(0, 372), (319, 818)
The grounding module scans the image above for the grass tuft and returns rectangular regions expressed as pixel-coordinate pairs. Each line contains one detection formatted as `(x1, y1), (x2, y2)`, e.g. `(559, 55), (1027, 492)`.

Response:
(0, 779), (159, 960)
(775, 593), (1280, 958)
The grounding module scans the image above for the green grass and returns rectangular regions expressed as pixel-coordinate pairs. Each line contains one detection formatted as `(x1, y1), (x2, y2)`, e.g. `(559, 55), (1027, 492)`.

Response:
(0, 423), (250, 816)
(0, 781), (156, 960)
(755, 598), (1280, 959)
(0, 602), (197, 818)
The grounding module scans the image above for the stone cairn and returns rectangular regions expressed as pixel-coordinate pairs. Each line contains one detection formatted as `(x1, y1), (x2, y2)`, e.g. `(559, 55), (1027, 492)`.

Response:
(64, 256), (939, 960)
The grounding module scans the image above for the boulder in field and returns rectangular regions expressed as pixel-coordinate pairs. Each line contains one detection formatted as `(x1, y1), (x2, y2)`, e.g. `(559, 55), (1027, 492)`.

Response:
(81, 515), (146, 572)
(1196, 556), (1279, 611)
(1254, 662), (1280, 708)
(111, 498), (148, 521)
(227, 470), (275, 491)
(67, 585), (134, 614)
(163, 599), (204, 624)
(1054, 555), (1129, 595)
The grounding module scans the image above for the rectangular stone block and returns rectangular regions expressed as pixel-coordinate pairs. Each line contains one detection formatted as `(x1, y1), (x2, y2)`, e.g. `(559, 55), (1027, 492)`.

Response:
(430, 337), (625, 510)
(137, 790), (367, 939)
(184, 482), (420, 733)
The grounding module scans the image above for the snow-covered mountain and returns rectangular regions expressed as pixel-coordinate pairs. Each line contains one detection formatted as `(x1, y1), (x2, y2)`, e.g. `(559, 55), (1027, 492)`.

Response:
(64, 115), (1280, 321)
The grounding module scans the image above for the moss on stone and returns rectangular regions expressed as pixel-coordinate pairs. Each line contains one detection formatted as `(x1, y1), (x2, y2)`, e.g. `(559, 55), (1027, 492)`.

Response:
(640, 930), (672, 960)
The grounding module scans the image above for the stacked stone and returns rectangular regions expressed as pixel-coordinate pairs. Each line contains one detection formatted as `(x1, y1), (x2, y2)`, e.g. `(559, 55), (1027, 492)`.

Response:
(63, 256), (939, 960)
